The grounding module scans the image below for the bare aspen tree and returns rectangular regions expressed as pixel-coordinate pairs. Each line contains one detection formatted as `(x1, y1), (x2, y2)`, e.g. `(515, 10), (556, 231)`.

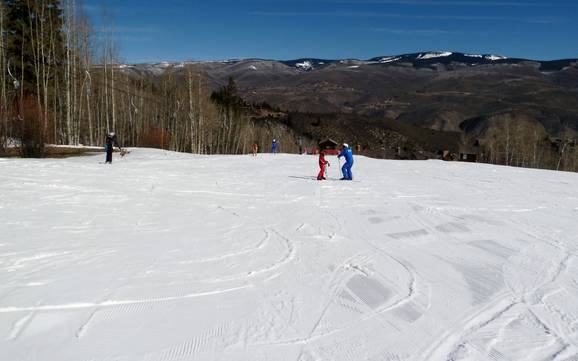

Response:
(63, 0), (73, 143)
(110, 41), (116, 132)
(77, 10), (93, 145)
(99, 7), (112, 134)
(103, 50), (109, 133)
(186, 66), (194, 152)
(504, 117), (511, 166)
(197, 73), (203, 153)
(0, 0), (6, 149)
(48, 0), (60, 143)
(39, 0), (50, 143)
(26, 0), (41, 116)
(126, 72), (134, 146)
(570, 138), (578, 172)
(72, 0), (81, 144)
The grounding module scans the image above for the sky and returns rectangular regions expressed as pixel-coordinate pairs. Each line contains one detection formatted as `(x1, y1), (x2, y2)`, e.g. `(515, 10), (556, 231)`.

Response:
(84, 0), (578, 63)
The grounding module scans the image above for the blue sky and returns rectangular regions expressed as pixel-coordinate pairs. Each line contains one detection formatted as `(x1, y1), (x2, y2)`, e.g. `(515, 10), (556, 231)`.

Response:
(84, 0), (578, 63)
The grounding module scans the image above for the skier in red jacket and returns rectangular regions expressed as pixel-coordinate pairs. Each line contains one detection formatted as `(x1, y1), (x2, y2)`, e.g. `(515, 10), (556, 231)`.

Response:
(317, 151), (330, 180)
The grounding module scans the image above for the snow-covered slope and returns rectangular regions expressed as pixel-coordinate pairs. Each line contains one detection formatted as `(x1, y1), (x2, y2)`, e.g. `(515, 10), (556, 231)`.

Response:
(1, 149), (578, 361)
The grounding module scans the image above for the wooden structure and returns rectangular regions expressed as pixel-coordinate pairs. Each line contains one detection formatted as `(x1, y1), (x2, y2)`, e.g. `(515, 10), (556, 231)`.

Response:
(439, 150), (456, 161)
(318, 139), (339, 155)
(458, 143), (480, 163)
(458, 152), (478, 162)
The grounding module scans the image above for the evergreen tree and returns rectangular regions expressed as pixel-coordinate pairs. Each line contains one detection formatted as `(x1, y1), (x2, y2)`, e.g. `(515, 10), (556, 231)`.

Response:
(210, 77), (243, 109)
(4, 0), (65, 94)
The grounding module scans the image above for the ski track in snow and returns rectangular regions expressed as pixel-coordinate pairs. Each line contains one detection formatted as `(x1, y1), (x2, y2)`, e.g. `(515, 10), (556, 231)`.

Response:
(1, 149), (578, 361)
(0, 285), (252, 314)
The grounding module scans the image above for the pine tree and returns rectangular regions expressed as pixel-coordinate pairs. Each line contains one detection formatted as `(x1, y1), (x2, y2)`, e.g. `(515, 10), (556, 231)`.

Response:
(4, 0), (65, 94)
(3, 0), (66, 156)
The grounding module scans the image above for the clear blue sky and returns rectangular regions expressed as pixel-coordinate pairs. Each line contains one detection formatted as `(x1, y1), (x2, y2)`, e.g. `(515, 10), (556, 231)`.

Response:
(84, 0), (578, 63)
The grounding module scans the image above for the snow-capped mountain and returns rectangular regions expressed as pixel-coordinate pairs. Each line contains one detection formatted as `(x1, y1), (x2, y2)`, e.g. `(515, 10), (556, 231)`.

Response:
(111, 51), (578, 145)
(118, 52), (576, 77)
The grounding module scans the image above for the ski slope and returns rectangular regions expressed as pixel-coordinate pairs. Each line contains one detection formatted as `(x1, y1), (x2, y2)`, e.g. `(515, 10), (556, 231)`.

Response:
(1, 149), (578, 361)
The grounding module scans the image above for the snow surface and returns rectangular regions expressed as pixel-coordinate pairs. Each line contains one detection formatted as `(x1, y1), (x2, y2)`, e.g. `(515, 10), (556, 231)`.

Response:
(1, 149), (578, 361)
(417, 52), (453, 60)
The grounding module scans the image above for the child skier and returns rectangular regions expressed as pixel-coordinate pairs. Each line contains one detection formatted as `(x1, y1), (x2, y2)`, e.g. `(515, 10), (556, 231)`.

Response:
(272, 139), (278, 154)
(317, 151), (330, 180)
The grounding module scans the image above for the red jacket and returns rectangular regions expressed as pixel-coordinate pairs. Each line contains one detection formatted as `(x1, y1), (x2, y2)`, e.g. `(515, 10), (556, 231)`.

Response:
(319, 153), (329, 167)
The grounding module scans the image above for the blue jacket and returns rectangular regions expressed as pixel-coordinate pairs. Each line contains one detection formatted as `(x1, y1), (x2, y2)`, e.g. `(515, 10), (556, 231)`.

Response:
(338, 147), (354, 164)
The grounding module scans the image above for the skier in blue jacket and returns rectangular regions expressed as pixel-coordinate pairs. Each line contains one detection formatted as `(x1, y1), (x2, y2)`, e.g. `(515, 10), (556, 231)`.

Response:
(338, 143), (354, 180)
(271, 139), (278, 154)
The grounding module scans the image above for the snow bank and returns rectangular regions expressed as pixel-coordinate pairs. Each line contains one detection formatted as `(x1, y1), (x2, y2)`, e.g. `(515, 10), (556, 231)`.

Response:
(1, 148), (577, 361)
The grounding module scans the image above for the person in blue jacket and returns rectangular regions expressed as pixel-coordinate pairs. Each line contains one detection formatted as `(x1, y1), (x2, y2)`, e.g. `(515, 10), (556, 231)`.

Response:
(271, 139), (278, 154)
(338, 143), (354, 180)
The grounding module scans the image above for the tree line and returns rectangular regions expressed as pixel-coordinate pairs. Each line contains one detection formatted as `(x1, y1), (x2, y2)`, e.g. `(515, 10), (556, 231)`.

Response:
(0, 0), (303, 157)
(477, 115), (578, 172)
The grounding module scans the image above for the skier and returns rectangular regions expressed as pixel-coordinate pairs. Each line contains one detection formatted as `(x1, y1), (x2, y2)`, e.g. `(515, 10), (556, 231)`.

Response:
(337, 143), (354, 180)
(317, 150), (330, 180)
(271, 139), (278, 154)
(104, 132), (122, 164)
(252, 142), (259, 156)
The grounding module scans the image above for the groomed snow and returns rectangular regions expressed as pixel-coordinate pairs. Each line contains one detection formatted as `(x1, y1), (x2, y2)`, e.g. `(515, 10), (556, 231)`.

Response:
(1, 149), (578, 361)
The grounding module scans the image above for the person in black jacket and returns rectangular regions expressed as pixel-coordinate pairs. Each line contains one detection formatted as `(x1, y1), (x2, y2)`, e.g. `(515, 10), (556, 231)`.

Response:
(104, 132), (122, 164)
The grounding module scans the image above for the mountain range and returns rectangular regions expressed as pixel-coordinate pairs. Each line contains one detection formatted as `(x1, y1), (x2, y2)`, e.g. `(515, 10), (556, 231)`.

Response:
(117, 51), (578, 159)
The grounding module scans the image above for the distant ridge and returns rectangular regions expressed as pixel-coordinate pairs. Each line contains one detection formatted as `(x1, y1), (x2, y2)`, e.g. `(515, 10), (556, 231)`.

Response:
(119, 51), (577, 73)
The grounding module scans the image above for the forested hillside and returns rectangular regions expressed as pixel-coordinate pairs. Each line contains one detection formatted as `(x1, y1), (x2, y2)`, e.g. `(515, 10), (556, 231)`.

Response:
(0, 1), (305, 158)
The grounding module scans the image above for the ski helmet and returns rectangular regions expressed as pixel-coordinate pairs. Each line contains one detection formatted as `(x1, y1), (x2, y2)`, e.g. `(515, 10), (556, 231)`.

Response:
(343, 143), (349, 148)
